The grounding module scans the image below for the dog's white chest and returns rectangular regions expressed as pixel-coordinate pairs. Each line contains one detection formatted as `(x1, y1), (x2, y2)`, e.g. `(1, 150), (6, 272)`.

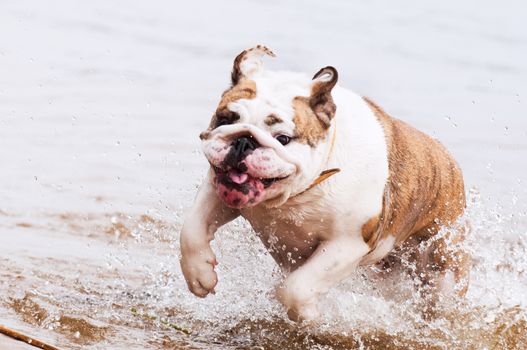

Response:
(242, 205), (326, 268)
(241, 89), (391, 269)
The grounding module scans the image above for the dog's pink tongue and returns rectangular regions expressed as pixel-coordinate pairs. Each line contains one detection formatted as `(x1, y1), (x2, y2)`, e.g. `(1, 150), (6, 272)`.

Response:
(228, 170), (248, 184)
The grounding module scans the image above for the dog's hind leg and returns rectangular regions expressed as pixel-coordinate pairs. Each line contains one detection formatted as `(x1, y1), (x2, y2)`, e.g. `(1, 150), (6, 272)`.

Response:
(412, 225), (471, 317)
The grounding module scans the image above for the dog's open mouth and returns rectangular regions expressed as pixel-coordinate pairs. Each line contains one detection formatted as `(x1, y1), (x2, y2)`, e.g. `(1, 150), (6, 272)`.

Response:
(212, 166), (288, 208)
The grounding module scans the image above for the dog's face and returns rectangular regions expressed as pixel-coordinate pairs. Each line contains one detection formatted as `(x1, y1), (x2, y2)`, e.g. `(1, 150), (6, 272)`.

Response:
(200, 46), (339, 209)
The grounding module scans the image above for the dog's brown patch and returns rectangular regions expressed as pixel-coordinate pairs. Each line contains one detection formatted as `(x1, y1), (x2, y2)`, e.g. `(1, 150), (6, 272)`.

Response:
(211, 110), (240, 129)
(291, 67), (338, 146)
(292, 97), (329, 146)
(265, 114), (283, 126)
(361, 216), (380, 243)
(363, 97), (468, 294)
(363, 97), (465, 248)
(204, 80), (257, 134)
(218, 80), (256, 110)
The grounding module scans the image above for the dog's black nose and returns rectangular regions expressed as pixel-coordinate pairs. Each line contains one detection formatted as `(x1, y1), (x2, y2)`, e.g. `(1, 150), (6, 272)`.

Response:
(232, 135), (259, 158)
(221, 135), (259, 171)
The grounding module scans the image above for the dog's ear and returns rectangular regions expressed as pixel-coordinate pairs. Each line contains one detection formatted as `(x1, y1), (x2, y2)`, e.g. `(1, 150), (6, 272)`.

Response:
(231, 45), (276, 85)
(310, 66), (338, 128)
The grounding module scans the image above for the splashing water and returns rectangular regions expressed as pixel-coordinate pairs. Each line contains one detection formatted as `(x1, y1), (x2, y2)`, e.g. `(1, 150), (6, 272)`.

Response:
(1, 1), (526, 348)
(1, 189), (526, 349)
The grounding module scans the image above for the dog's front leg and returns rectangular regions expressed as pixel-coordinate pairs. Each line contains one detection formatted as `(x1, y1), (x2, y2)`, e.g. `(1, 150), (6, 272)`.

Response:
(180, 170), (239, 297)
(278, 235), (370, 322)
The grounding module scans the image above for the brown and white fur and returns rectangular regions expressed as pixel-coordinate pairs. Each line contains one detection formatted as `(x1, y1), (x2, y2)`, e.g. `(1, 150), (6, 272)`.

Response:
(180, 45), (469, 321)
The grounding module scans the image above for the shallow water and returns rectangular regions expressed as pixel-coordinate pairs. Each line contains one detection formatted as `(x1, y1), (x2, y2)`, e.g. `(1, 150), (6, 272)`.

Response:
(1, 1), (526, 349)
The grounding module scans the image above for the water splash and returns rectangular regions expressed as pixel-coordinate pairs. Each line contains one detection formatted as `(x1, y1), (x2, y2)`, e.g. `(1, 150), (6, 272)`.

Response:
(1, 189), (526, 349)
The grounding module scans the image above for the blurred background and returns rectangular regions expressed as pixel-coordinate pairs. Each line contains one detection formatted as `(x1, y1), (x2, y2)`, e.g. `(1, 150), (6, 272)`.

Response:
(0, 1), (526, 349)
(1, 0), (526, 214)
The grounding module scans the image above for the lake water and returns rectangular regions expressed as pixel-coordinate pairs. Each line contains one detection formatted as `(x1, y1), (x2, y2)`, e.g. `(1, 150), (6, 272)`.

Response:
(1, 1), (526, 349)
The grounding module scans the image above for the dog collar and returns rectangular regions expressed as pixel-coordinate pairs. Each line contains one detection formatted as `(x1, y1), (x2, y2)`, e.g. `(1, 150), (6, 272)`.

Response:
(292, 123), (340, 197)
(297, 168), (341, 195)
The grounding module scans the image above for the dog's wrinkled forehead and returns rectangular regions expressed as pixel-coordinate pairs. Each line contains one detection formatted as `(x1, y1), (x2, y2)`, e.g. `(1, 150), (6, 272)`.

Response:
(205, 45), (339, 146)
(228, 71), (311, 125)
(215, 46), (311, 128)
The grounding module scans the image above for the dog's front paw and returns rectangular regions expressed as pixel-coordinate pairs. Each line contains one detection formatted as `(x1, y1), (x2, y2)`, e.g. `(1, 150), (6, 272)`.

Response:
(285, 301), (320, 323)
(277, 275), (320, 322)
(180, 245), (218, 298)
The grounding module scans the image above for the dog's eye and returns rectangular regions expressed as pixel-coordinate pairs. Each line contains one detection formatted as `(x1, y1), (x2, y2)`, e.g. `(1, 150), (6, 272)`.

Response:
(276, 135), (291, 145)
(215, 117), (231, 127)
(214, 111), (240, 128)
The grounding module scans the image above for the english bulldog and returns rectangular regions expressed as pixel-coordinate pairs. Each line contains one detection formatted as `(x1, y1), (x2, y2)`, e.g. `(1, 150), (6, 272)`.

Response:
(180, 45), (469, 321)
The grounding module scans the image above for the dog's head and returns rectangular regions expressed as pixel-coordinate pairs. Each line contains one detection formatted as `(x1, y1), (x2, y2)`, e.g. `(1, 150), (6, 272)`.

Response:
(200, 45), (339, 209)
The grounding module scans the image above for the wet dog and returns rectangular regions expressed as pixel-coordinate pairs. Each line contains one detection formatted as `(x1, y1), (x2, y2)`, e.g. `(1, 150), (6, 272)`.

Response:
(180, 45), (469, 321)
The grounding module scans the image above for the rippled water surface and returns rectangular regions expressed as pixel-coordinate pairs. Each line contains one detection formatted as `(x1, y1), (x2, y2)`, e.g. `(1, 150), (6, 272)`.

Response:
(1, 1), (526, 349)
